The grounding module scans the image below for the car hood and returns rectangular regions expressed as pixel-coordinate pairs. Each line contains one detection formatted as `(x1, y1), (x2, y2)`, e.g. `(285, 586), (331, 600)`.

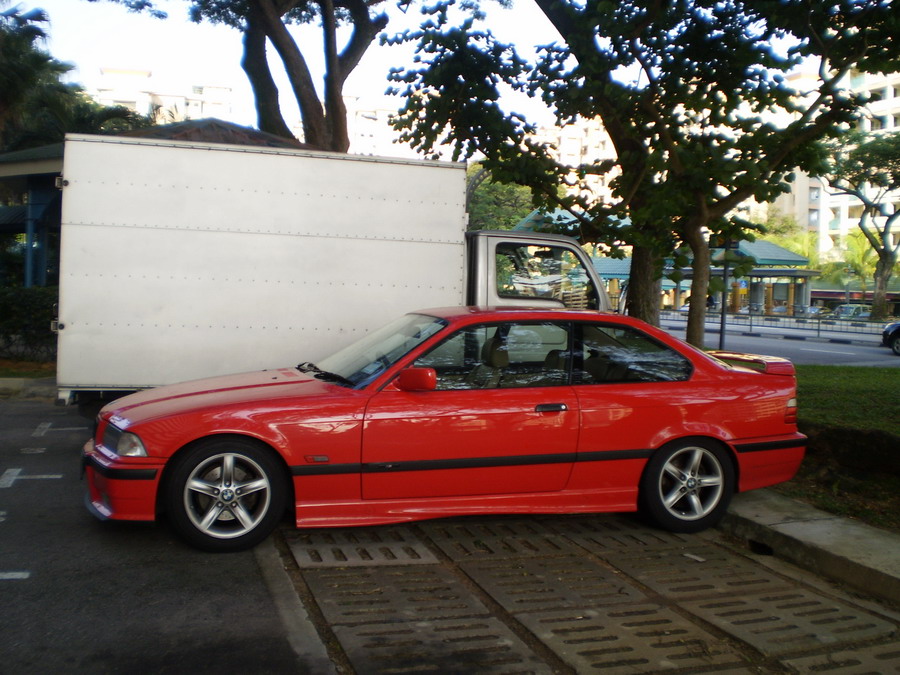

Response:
(104, 367), (344, 424)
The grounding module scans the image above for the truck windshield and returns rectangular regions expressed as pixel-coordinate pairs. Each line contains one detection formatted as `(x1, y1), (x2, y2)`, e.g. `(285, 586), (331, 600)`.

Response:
(316, 313), (448, 388)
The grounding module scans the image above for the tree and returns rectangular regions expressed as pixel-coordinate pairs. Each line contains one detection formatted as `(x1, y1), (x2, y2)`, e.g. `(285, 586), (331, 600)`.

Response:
(819, 230), (878, 303)
(822, 130), (900, 321)
(466, 163), (534, 230)
(93, 0), (390, 152)
(0, 1), (69, 149)
(387, 0), (899, 345)
(1, 2), (152, 153)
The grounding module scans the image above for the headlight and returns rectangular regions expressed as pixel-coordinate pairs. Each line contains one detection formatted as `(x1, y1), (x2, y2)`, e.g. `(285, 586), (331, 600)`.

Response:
(102, 424), (147, 457)
(116, 432), (147, 457)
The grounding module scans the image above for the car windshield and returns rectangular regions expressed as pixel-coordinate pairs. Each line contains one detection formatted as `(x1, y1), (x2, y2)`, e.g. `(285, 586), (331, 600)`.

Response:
(316, 313), (448, 388)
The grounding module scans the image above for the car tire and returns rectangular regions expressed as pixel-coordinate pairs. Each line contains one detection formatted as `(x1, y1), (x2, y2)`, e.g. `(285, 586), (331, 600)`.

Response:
(164, 438), (288, 552)
(639, 440), (735, 533)
(891, 334), (900, 356)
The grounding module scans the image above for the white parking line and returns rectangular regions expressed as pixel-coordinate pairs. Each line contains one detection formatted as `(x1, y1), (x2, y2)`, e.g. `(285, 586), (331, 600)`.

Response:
(32, 422), (51, 437)
(800, 347), (855, 355)
(0, 572), (31, 580)
(0, 469), (63, 488)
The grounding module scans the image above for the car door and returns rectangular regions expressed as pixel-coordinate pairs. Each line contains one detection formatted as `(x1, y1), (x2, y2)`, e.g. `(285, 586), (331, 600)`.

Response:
(570, 322), (696, 483)
(361, 321), (579, 500)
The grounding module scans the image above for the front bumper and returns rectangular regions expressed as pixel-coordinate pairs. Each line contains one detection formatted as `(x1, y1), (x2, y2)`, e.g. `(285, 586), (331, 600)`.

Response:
(82, 440), (163, 522)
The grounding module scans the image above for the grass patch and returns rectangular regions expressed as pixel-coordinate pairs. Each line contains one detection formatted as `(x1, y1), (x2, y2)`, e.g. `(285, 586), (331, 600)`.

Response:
(0, 359), (55, 378)
(795, 365), (899, 437)
(780, 365), (900, 534)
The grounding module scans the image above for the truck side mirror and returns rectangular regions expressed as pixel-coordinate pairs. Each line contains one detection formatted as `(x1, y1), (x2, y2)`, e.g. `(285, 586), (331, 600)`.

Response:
(395, 367), (437, 392)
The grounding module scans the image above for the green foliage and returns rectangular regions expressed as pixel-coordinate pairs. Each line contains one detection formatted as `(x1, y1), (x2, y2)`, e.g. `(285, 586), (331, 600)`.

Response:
(0, 1), (70, 149)
(1, 2), (153, 152)
(819, 230), (878, 293)
(466, 164), (534, 231)
(828, 130), (900, 191)
(0, 286), (57, 361)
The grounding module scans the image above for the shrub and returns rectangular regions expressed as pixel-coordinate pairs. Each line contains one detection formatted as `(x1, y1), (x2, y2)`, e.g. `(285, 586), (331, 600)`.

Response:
(0, 286), (58, 361)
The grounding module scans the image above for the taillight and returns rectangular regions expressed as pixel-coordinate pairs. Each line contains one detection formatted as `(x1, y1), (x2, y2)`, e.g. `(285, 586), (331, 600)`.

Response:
(785, 397), (798, 424)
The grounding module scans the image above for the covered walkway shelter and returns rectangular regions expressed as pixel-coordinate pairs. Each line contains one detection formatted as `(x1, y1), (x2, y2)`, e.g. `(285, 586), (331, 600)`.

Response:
(512, 209), (818, 315)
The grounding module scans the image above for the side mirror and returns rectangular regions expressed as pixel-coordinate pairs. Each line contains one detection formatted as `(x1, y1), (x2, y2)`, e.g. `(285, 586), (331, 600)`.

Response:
(395, 367), (437, 392)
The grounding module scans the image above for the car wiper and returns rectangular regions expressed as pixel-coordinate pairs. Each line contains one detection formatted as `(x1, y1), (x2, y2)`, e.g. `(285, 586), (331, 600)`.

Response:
(296, 362), (354, 387)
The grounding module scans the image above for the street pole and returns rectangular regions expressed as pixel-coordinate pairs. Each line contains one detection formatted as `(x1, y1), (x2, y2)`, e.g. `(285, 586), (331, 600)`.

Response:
(719, 238), (730, 350)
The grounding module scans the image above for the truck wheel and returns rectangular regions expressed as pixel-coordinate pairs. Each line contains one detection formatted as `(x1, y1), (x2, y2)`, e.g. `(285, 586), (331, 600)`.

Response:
(639, 440), (734, 533)
(891, 334), (900, 356)
(164, 438), (287, 552)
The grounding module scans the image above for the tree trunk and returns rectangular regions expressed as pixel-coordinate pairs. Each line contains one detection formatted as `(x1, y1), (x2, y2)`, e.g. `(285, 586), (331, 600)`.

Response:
(683, 225), (711, 348)
(625, 245), (661, 326)
(871, 249), (896, 321)
(241, 7), (294, 140)
(253, 0), (327, 149)
(320, 0), (350, 152)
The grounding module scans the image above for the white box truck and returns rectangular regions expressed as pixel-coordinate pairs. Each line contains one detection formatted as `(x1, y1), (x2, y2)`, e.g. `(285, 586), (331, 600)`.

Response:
(55, 135), (610, 404)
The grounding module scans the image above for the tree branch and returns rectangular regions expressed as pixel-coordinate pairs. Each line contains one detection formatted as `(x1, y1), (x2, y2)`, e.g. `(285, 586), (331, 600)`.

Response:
(253, 0), (327, 148)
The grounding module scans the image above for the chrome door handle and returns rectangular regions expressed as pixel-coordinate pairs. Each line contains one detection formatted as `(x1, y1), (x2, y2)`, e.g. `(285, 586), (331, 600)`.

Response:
(535, 403), (568, 413)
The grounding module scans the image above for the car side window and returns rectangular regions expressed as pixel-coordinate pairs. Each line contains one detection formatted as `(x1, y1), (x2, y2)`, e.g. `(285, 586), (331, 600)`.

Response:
(414, 322), (572, 390)
(575, 323), (692, 384)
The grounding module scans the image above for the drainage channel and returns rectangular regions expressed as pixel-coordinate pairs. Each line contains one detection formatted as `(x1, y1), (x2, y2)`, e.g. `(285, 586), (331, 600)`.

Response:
(278, 515), (900, 674)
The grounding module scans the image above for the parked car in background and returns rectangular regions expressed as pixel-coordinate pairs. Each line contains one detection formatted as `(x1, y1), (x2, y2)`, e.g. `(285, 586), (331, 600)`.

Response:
(831, 304), (872, 320)
(82, 307), (806, 552)
(801, 306), (831, 318)
(883, 321), (900, 355)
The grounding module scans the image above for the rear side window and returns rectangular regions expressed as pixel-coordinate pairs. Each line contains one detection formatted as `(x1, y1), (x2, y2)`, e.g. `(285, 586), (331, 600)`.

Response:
(576, 324), (692, 384)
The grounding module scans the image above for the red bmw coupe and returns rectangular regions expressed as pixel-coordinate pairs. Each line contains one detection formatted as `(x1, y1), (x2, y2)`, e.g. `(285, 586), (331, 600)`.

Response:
(83, 307), (805, 551)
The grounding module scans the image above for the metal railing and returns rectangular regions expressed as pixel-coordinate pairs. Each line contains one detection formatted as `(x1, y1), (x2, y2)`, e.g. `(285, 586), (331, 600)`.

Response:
(660, 310), (886, 337)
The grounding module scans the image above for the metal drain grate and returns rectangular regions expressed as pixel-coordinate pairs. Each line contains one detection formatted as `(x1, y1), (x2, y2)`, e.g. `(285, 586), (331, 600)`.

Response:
(602, 543), (793, 600)
(420, 517), (579, 561)
(515, 604), (744, 673)
(544, 514), (699, 551)
(682, 589), (897, 657)
(302, 566), (491, 626)
(285, 527), (438, 568)
(333, 617), (553, 674)
(784, 641), (900, 672)
(460, 555), (647, 613)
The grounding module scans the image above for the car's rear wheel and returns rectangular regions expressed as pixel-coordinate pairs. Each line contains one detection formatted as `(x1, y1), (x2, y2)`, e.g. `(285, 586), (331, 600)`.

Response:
(639, 440), (734, 533)
(164, 438), (287, 552)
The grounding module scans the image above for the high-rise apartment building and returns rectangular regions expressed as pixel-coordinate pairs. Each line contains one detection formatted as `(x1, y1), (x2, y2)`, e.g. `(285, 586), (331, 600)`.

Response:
(775, 70), (900, 258)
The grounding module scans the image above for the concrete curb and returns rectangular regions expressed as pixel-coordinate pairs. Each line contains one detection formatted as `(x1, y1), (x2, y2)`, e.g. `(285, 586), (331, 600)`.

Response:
(719, 490), (900, 605)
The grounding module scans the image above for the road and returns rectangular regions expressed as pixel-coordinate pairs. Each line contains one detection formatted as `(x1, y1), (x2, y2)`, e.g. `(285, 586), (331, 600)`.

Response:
(662, 319), (899, 367)
(2, 397), (899, 673)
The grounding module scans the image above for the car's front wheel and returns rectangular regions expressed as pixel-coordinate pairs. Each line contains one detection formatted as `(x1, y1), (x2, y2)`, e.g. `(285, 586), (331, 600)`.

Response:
(164, 438), (288, 552)
(891, 333), (900, 356)
(639, 440), (734, 533)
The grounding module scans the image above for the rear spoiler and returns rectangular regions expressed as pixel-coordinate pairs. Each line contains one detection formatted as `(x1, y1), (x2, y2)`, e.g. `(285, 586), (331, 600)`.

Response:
(707, 350), (796, 376)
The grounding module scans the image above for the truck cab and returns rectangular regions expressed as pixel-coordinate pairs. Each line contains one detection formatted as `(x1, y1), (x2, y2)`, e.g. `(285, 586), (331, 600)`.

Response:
(467, 230), (610, 311)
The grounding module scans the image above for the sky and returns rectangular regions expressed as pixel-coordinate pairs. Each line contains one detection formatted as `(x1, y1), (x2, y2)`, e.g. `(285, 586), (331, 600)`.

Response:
(31, 0), (564, 128)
